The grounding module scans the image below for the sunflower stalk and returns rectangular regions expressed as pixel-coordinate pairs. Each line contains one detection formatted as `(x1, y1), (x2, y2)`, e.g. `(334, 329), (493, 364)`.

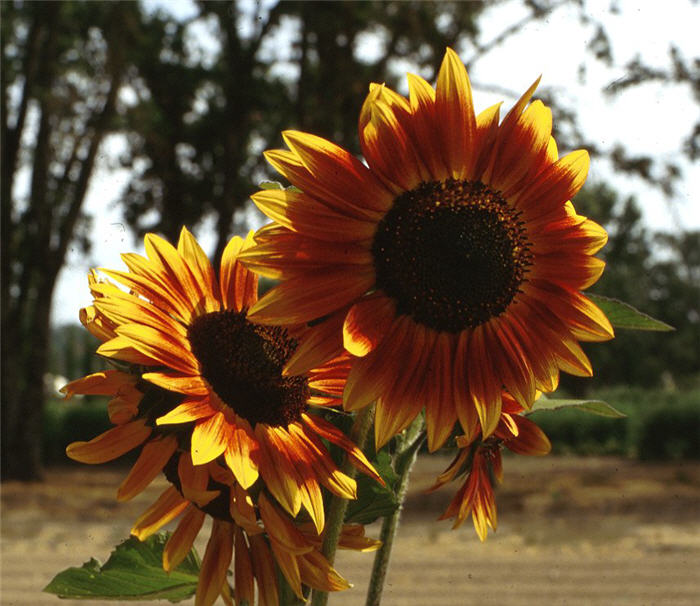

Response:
(365, 416), (425, 606)
(310, 404), (375, 606)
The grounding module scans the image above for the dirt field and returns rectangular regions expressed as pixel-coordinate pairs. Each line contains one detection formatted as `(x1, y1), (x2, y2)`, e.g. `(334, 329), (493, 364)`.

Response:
(2, 455), (700, 605)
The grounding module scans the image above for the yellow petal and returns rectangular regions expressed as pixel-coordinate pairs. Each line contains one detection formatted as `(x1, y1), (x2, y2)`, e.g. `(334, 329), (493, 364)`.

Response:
(191, 412), (229, 465)
(66, 419), (151, 464)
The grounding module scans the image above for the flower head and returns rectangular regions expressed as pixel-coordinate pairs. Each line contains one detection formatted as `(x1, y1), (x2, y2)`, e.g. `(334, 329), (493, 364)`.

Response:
(431, 393), (551, 541)
(62, 227), (382, 604)
(242, 47), (613, 451)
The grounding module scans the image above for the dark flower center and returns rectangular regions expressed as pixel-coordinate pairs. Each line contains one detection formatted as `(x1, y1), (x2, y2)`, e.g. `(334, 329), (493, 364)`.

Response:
(187, 310), (309, 426)
(372, 179), (531, 333)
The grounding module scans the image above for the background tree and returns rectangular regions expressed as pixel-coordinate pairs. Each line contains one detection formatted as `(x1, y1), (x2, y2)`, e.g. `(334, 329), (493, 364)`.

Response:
(3, 0), (698, 480)
(1, 1), (138, 479)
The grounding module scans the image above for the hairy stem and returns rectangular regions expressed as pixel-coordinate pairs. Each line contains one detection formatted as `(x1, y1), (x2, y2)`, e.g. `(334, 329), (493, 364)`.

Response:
(309, 404), (375, 606)
(365, 417), (425, 606)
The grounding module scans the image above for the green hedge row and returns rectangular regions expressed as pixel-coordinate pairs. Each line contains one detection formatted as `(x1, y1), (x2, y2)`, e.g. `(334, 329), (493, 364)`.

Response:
(529, 387), (700, 460)
(43, 387), (700, 464)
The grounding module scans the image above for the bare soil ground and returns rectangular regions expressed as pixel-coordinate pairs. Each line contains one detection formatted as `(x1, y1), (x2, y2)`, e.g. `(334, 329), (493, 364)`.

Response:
(2, 455), (700, 606)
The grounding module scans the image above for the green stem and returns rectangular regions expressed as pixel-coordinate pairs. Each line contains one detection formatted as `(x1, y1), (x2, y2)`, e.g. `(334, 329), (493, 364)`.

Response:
(365, 417), (425, 606)
(310, 404), (375, 606)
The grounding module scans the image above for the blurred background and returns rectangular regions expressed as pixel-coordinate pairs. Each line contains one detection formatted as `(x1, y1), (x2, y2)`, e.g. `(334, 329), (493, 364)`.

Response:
(2, 1), (699, 604)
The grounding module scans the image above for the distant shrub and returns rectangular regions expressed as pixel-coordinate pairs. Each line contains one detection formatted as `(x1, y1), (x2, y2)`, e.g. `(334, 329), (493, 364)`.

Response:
(636, 403), (700, 460)
(42, 397), (113, 465)
(528, 387), (700, 460)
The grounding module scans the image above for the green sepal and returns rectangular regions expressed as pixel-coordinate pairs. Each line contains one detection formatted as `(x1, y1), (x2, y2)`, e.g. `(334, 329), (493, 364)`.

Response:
(529, 397), (626, 418)
(43, 533), (200, 602)
(588, 294), (674, 331)
(344, 450), (399, 525)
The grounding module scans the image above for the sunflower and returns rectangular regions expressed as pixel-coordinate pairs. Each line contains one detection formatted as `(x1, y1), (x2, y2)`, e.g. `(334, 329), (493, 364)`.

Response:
(240, 47), (614, 452)
(127, 451), (380, 606)
(65, 227), (380, 531)
(62, 227), (383, 603)
(430, 392), (551, 541)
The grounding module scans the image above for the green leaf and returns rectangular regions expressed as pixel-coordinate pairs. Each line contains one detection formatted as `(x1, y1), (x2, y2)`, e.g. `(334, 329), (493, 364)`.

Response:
(345, 450), (399, 525)
(258, 180), (301, 193)
(43, 533), (200, 602)
(529, 397), (626, 418)
(588, 294), (674, 331)
(259, 180), (284, 190)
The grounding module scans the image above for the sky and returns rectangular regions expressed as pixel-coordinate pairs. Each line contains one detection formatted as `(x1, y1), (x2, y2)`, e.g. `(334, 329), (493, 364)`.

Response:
(51, 0), (699, 324)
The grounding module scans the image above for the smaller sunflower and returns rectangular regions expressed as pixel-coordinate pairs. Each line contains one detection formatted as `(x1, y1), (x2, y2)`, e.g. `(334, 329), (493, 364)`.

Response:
(430, 393), (551, 541)
(62, 227), (383, 604)
(65, 228), (380, 533)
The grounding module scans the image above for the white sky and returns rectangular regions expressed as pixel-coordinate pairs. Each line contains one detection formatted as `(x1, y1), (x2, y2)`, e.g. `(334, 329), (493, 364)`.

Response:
(51, 0), (699, 324)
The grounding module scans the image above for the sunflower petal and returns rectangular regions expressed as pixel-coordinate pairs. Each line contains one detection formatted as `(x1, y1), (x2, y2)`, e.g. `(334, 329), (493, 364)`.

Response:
(163, 506), (206, 572)
(66, 419), (151, 464)
(191, 412), (229, 465)
(342, 292), (396, 357)
(117, 435), (178, 501)
(195, 520), (234, 606)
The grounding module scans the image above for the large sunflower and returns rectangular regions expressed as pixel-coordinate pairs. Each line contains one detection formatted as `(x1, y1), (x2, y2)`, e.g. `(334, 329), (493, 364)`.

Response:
(241, 47), (614, 451)
(64, 227), (380, 531)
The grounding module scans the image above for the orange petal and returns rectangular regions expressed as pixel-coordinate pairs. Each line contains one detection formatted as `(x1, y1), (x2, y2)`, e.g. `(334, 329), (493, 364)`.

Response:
(251, 188), (376, 241)
(96, 335), (159, 366)
(280, 130), (392, 215)
(283, 308), (347, 376)
(234, 527), (255, 606)
(435, 47), (476, 178)
(269, 540), (304, 600)
(177, 226), (220, 313)
(219, 230), (258, 312)
(163, 506), (206, 572)
(248, 266), (374, 325)
(255, 425), (303, 516)
(424, 332), (458, 452)
(115, 323), (198, 375)
(156, 397), (216, 426)
(372, 320), (435, 449)
(406, 72), (447, 180)
(302, 414), (382, 485)
(359, 85), (426, 191)
(453, 332), (480, 442)
(343, 315), (410, 411)
(195, 520), (234, 606)
(66, 419), (151, 464)
(142, 371), (209, 396)
(468, 327), (502, 438)
(117, 435), (178, 501)
(505, 416), (552, 456)
(258, 492), (313, 555)
(60, 370), (135, 398)
(492, 100), (552, 196)
(131, 486), (189, 540)
(343, 292), (396, 357)
(298, 550), (351, 592)
(517, 150), (590, 220)
(249, 534), (280, 606)
(223, 418), (260, 489)
(239, 233), (371, 280)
